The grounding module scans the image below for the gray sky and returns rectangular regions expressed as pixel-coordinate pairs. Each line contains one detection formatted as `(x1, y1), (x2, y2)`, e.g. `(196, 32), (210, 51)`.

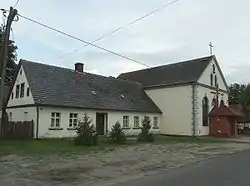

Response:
(1, 0), (250, 84)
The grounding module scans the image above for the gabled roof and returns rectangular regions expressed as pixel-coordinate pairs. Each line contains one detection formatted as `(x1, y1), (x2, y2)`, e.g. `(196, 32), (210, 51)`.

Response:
(209, 101), (241, 117)
(117, 56), (214, 88)
(20, 60), (161, 113)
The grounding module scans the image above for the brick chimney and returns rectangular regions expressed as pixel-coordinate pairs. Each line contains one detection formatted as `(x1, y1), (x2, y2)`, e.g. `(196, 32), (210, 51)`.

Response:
(75, 62), (84, 72)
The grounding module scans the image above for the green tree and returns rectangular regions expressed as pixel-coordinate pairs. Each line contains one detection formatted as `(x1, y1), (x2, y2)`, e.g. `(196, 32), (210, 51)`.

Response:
(108, 121), (126, 144)
(0, 25), (18, 86)
(138, 116), (154, 142)
(228, 83), (246, 105)
(240, 84), (250, 114)
(74, 113), (98, 146)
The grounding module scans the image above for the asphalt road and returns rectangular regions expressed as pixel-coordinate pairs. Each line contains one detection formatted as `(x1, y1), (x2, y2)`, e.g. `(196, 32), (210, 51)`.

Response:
(118, 150), (250, 186)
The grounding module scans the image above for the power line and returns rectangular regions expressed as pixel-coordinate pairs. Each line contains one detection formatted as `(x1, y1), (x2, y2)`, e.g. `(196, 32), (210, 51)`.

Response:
(57, 0), (181, 60)
(13, 0), (20, 8)
(16, 13), (150, 67)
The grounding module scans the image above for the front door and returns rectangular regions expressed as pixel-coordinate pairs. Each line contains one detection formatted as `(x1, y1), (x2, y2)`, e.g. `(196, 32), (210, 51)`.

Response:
(96, 113), (105, 135)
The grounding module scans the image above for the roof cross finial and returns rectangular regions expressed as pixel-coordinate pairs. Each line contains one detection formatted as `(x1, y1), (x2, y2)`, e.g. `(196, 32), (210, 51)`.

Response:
(209, 42), (213, 56)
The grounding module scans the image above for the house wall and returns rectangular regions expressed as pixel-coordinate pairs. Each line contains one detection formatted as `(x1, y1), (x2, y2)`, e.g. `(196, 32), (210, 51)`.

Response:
(196, 86), (229, 135)
(146, 85), (193, 136)
(37, 106), (161, 138)
(198, 58), (228, 91)
(7, 66), (34, 107)
(6, 107), (37, 137)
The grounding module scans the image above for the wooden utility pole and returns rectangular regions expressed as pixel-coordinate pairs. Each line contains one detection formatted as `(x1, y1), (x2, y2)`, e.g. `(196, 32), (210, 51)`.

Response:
(0, 7), (18, 135)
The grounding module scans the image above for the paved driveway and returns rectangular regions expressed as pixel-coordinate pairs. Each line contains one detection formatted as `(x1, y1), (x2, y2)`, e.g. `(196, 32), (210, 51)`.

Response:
(118, 150), (250, 186)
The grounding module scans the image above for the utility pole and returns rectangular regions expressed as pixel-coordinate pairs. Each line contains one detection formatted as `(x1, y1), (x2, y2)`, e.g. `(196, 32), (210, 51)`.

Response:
(0, 7), (18, 136)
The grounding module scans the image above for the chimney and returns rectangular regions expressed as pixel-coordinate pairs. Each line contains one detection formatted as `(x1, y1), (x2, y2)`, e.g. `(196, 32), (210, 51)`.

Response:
(75, 62), (84, 72)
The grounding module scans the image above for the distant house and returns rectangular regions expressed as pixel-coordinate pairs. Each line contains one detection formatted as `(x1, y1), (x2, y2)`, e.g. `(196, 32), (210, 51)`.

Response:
(6, 55), (229, 138)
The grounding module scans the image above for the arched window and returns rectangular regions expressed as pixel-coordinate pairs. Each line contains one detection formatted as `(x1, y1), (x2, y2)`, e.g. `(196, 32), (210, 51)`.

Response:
(210, 74), (213, 86)
(202, 96), (209, 126)
(212, 64), (215, 73)
(215, 75), (217, 87)
(212, 98), (216, 107)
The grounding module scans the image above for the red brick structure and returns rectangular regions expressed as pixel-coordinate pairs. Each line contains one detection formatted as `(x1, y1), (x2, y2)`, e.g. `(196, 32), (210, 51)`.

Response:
(209, 100), (241, 137)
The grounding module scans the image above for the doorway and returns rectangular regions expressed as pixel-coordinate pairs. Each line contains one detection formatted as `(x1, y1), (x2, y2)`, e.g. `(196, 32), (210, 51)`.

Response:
(96, 113), (108, 135)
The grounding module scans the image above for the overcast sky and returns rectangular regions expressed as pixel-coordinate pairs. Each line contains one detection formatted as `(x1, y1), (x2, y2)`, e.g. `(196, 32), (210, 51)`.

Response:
(1, 0), (250, 84)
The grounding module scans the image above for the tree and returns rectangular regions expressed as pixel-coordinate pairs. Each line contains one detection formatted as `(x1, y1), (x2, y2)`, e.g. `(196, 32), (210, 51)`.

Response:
(240, 84), (250, 114)
(228, 83), (246, 105)
(108, 121), (126, 144)
(0, 24), (18, 86)
(74, 113), (98, 146)
(138, 116), (154, 142)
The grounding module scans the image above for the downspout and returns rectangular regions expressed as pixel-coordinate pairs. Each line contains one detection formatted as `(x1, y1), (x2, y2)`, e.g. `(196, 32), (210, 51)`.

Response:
(36, 106), (39, 139)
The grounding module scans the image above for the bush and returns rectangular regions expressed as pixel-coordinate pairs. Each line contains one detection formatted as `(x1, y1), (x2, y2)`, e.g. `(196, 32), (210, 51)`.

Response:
(74, 113), (98, 146)
(108, 121), (126, 144)
(138, 116), (154, 142)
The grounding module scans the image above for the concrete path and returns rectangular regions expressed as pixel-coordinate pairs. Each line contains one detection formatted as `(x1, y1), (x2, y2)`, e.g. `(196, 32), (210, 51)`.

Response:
(117, 150), (250, 186)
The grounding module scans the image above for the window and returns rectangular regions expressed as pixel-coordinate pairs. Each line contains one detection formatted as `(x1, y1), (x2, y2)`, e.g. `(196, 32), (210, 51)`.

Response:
(215, 75), (217, 87)
(212, 98), (216, 107)
(51, 112), (61, 128)
(16, 84), (20, 98)
(20, 83), (25, 98)
(123, 116), (129, 128)
(134, 116), (139, 128)
(212, 64), (215, 73)
(210, 74), (213, 86)
(202, 97), (209, 126)
(69, 113), (78, 127)
(27, 87), (30, 97)
(9, 112), (12, 121)
(153, 117), (159, 128)
(11, 92), (13, 99)
(20, 69), (22, 75)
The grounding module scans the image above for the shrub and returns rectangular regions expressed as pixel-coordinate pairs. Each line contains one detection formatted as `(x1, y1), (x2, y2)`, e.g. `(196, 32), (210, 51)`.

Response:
(74, 113), (98, 146)
(138, 116), (154, 142)
(108, 121), (126, 144)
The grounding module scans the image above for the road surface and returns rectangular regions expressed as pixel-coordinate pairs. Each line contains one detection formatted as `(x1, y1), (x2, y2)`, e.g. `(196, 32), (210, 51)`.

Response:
(117, 150), (250, 186)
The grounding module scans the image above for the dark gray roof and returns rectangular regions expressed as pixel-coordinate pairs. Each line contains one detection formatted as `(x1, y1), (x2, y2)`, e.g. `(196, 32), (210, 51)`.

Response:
(20, 60), (161, 113)
(118, 56), (214, 88)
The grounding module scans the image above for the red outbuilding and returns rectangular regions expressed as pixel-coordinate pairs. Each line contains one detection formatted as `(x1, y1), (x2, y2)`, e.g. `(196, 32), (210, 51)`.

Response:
(209, 100), (241, 137)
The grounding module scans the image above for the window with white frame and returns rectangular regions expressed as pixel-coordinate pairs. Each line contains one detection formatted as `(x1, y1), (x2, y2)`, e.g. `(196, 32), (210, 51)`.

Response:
(123, 116), (129, 128)
(153, 117), (159, 128)
(69, 113), (78, 127)
(51, 112), (61, 128)
(134, 116), (139, 128)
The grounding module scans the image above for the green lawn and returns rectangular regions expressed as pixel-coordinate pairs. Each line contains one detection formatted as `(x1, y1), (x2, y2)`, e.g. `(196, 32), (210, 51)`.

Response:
(0, 135), (226, 156)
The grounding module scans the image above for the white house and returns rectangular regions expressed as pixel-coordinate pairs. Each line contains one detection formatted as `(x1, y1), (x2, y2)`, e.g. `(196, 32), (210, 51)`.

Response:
(6, 55), (228, 138)
(6, 61), (161, 138)
(118, 55), (229, 136)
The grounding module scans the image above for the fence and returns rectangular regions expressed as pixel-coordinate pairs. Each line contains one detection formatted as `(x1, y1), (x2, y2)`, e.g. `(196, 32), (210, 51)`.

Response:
(1, 120), (34, 139)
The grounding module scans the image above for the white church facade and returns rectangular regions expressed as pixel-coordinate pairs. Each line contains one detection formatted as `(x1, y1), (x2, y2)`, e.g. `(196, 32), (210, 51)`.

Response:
(6, 55), (228, 138)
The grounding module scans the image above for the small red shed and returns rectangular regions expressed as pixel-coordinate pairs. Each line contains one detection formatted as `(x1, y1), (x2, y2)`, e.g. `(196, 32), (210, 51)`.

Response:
(209, 100), (241, 137)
